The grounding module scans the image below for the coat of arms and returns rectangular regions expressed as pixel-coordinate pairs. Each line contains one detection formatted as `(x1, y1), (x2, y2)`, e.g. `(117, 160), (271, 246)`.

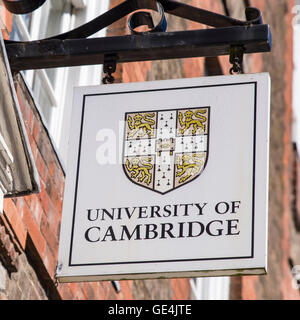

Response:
(123, 107), (210, 194)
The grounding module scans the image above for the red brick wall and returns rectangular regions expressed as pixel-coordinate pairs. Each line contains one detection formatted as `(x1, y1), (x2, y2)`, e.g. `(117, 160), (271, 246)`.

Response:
(229, 0), (300, 300)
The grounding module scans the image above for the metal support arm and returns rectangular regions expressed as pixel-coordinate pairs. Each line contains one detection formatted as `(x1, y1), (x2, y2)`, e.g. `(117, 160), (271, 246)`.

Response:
(6, 25), (271, 72)
(3, 0), (272, 72)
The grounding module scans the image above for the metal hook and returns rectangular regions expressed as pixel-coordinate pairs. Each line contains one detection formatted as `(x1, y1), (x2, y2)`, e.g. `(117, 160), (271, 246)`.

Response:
(229, 46), (244, 74)
(102, 55), (118, 84)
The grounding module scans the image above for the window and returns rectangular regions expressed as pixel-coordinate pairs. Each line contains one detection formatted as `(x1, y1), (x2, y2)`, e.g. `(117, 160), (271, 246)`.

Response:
(190, 277), (230, 300)
(11, 0), (109, 164)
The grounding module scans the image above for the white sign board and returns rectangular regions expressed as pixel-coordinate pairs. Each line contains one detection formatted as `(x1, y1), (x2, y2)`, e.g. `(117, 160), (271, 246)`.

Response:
(57, 73), (270, 282)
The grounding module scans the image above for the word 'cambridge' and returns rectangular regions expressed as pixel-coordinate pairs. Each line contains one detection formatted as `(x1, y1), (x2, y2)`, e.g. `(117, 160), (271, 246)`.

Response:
(84, 201), (241, 242)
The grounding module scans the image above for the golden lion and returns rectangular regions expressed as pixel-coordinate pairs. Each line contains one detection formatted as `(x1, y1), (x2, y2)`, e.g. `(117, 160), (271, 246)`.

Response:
(178, 109), (207, 135)
(125, 157), (153, 185)
(127, 113), (155, 138)
(176, 154), (203, 183)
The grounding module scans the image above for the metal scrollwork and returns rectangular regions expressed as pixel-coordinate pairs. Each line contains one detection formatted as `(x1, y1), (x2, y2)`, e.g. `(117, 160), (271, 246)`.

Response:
(2, 0), (46, 14)
(128, 1), (167, 34)
(3, 0), (271, 73)
(4, 0), (263, 41)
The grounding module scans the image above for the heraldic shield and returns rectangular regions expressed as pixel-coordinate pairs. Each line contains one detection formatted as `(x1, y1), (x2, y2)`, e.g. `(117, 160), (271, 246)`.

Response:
(123, 107), (210, 194)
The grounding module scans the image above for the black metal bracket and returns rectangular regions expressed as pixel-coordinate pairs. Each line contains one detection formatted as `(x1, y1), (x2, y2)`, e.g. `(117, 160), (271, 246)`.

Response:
(3, 0), (272, 73)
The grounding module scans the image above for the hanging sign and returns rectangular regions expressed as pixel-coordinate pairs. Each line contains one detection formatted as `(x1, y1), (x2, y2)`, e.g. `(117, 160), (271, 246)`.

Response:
(57, 73), (270, 282)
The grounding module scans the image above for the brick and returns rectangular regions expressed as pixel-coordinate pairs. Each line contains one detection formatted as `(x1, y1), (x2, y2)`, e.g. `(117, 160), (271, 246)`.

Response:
(38, 180), (50, 214)
(4, 6), (12, 33)
(35, 150), (48, 185)
(22, 201), (46, 257)
(3, 199), (27, 249)
(28, 194), (44, 226)
(49, 163), (65, 198)
(58, 284), (73, 300)
(119, 280), (134, 299)
(45, 177), (63, 214)
(82, 282), (95, 300)
(42, 245), (57, 279)
(69, 282), (82, 299)
(43, 200), (60, 239)
(32, 116), (42, 144)
(40, 213), (58, 258)
(36, 130), (58, 173)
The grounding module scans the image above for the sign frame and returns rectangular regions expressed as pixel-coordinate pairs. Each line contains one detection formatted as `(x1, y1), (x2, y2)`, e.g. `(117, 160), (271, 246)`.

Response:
(57, 73), (270, 282)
